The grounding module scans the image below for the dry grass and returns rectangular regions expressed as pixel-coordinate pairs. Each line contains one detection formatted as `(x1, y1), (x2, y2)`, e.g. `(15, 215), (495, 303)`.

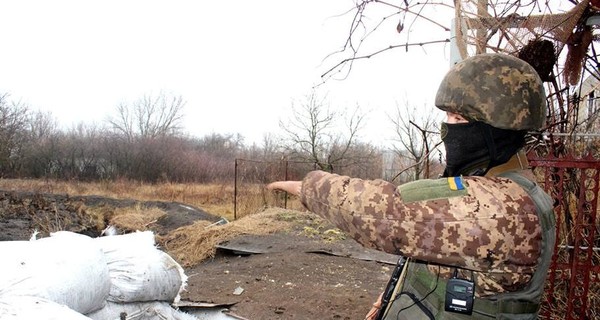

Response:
(108, 204), (167, 233)
(0, 178), (239, 220)
(157, 207), (345, 268)
(0, 178), (306, 221)
(158, 207), (306, 268)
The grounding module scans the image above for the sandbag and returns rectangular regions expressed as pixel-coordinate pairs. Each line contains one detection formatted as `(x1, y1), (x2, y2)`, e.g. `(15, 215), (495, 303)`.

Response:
(0, 292), (94, 320)
(94, 231), (187, 303)
(86, 301), (198, 320)
(0, 232), (110, 314)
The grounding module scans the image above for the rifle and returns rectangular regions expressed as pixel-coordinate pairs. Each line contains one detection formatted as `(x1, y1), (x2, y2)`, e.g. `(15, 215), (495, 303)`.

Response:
(375, 256), (408, 320)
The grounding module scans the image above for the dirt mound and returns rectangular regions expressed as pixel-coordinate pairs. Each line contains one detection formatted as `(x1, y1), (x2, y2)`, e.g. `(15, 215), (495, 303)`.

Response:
(0, 190), (219, 240)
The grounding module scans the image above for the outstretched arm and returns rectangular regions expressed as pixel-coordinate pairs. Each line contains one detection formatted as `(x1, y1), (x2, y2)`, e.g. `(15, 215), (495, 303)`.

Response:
(266, 181), (302, 196)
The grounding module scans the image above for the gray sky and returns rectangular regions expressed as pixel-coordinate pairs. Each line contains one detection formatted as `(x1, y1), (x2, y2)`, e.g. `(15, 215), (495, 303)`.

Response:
(0, 0), (454, 145)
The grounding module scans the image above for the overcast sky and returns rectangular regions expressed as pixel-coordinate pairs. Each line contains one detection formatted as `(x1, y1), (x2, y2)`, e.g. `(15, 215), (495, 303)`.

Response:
(0, 0), (454, 145)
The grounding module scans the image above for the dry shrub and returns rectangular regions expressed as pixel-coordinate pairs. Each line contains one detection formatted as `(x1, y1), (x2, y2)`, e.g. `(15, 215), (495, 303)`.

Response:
(81, 205), (109, 232)
(109, 204), (167, 232)
(158, 207), (298, 268)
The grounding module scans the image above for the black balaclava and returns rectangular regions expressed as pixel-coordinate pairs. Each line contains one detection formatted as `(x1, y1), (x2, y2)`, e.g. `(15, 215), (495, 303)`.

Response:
(441, 121), (527, 177)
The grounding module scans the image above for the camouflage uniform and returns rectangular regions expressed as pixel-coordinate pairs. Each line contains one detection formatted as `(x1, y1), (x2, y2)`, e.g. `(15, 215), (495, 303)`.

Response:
(299, 166), (541, 296)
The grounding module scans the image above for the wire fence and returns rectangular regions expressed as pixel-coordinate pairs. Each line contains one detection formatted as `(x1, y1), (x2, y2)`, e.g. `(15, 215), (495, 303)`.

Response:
(233, 158), (317, 220)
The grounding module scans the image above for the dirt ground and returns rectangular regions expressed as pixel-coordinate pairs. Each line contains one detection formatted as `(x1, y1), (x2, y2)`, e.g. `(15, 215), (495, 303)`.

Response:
(0, 190), (397, 320)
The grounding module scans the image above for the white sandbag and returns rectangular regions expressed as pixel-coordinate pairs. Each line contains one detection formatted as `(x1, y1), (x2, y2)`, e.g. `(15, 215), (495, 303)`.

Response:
(86, 301), (198, 320)
(94, 231), (187, 303)
(0, 232), (111, 314)
(94, 230), (157, 253)
(0, 293), (93, 319)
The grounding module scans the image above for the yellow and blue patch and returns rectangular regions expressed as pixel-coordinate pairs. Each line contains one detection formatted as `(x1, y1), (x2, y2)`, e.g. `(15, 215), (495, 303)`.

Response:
(447, 176), (465, 191)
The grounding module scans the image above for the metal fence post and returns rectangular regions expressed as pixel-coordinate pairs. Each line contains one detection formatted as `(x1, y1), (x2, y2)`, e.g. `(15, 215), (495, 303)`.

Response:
(234, 158), (238, 220)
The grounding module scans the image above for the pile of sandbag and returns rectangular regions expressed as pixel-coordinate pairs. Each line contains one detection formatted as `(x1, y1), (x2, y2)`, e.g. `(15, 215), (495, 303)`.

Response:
(0, 230), (198, 320)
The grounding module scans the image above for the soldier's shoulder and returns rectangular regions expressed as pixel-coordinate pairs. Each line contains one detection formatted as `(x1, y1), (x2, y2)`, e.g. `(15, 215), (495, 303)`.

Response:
(398, 175), (525, 203)
(398, 177), (468, 202)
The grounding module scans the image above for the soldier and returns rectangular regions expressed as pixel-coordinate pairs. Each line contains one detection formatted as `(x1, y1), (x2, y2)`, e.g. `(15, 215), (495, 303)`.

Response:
(267, 53), (555, 319)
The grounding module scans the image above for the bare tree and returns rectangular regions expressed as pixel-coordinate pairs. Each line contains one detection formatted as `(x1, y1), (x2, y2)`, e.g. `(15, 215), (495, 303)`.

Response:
(0, 93), (30, 176)
(197, 133), (244, 156)
(107, 92), (185, 140)
(20, 110), (60, 178)
(252, 133), (283, 160)
(280, 90), (367, 173)
(388, 102), (442, 182)
(54, 123), (106, 180)
(28, 110), (58, 141)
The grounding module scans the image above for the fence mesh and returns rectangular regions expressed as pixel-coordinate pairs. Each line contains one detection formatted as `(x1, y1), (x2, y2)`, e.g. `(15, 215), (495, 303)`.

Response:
(529, 140), (600, 319)
(233, 159), (316, 219)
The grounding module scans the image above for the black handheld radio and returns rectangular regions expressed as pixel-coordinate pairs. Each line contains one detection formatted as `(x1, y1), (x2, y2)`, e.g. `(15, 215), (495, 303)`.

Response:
(444, 268), (475, 315)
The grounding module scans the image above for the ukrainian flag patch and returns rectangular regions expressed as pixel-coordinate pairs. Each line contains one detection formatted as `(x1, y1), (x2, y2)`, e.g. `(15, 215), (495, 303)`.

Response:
(447, 176), (464, 190)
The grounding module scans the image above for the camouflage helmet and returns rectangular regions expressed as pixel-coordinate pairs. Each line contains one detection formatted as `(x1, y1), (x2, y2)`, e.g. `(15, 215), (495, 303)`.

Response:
(435, 53), (546, 130)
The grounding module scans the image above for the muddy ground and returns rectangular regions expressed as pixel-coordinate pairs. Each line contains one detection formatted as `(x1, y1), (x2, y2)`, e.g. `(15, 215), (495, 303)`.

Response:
(0, 190), (397, 320)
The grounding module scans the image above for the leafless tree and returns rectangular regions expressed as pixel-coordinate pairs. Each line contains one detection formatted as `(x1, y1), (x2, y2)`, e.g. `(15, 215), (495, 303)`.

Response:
(258, 133), (283, 160)
(54, 123), (106, 180)
(107, 92), (185, 140)
(19, 110), (60, 178)
(0, 93), (30, 176)
(28, 110), (58, 141)
(337, 141), (382, 179)
(197, 133), (244, 156)
(279, 90), (367, 173)
(388, 102), (442, 182)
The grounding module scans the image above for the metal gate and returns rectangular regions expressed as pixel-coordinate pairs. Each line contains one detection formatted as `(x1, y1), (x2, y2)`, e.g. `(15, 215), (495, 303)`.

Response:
(529, 153), (600, 320)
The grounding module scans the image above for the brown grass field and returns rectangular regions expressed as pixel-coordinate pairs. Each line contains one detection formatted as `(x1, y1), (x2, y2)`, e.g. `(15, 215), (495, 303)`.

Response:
(0, 178), (287, 221)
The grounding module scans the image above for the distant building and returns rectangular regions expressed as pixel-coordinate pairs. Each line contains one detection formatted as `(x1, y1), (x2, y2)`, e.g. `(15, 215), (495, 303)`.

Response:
(577, 72), (600, 132)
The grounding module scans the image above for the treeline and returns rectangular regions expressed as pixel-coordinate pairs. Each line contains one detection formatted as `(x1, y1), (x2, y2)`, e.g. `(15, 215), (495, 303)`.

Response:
(0, 93), (396, 183)
(7, 125), (258, 183)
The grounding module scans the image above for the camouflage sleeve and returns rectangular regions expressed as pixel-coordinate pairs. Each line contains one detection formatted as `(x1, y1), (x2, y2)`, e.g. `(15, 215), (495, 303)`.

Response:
(300, 170), (542, 274)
